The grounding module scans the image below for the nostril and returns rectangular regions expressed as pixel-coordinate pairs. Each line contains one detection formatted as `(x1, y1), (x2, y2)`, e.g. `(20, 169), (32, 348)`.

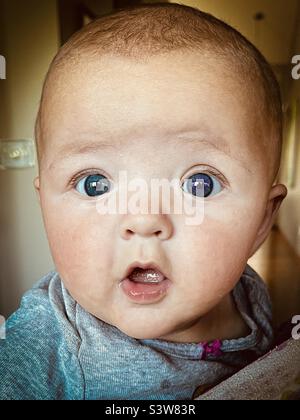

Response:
(120, 219), (172, 241)
(125, 229), (163, 238)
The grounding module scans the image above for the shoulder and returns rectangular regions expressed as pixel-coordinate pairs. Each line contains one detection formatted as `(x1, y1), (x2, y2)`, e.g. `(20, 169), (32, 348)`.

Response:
(3, 271), (58, 338)
(5, 271), (70, 338)
(232, 264), (274, 355)
(7, 271), (57, 326)
(0, 271), (83, 400)
(237, 264), (272, 321)
(7, 271), (81, 345)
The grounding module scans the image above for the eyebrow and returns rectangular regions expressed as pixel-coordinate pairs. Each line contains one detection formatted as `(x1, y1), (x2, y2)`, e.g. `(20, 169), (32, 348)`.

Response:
(46, 140), (117, 171)
(172, 133), (251, 171)
(57, 140), (117, 156)
(47, 130), (249, 172)
(174, 131), (232, 157)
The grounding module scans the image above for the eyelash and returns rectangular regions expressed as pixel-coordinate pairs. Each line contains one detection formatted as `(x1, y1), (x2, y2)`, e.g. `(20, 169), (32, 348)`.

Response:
(69, 169), (108, 188)
(68, 166), (229, 190)
(183, 165), (228, 189)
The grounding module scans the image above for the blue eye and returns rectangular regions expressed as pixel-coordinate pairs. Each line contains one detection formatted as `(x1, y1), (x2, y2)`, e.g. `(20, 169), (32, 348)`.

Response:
(75, 174), (111, 197)
(182, 173), (222, 198)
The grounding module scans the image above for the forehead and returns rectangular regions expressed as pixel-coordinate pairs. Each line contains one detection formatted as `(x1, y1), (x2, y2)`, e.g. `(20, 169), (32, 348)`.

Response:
(41, 52), (267, 168)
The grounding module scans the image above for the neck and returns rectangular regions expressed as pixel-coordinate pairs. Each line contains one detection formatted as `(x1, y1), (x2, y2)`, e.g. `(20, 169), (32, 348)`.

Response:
(158, 294), (250, 344)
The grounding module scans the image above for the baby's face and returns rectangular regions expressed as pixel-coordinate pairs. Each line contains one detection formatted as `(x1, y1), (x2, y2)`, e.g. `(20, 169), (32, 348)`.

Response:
(36, 52), (279, 341)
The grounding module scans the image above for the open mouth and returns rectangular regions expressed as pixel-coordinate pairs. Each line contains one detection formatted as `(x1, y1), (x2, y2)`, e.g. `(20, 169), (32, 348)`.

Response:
(120, 264), (171, 304)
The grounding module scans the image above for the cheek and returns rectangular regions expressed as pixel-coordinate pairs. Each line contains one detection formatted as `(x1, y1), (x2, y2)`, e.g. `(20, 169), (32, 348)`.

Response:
(173, 198), (265, 301)
(41, 194), (115, 288)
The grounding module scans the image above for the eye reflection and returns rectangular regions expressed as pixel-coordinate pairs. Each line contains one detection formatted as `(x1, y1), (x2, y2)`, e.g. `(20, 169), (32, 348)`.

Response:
(75, 174), (111, 197)
(182, 173), (222, 198)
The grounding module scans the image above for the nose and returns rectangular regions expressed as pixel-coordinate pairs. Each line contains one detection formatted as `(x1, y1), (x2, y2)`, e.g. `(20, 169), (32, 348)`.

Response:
(120, 213), (173, 241)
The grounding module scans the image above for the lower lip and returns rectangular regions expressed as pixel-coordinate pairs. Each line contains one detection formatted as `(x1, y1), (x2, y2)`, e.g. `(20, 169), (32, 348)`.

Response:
(120, 278), (171, 304)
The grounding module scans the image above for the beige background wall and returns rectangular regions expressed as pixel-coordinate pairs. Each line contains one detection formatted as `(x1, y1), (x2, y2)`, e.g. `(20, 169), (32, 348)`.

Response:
(278, 23), (300, 257)
(168, 0), (299, 65)
(0, 0), (58, 317)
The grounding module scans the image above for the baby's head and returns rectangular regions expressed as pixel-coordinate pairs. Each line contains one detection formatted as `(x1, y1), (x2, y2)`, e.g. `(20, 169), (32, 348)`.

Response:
(34, 3), (287, 342)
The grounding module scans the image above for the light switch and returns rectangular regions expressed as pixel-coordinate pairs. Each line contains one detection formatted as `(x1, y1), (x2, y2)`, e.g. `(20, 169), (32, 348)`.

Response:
(0, 139), (35, 169)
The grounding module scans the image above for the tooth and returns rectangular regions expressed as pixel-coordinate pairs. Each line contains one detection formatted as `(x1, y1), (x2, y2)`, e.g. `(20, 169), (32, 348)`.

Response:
(129, 268), (164, 283)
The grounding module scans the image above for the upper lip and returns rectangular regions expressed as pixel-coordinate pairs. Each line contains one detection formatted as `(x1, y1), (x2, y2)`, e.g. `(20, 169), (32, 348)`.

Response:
(122, 261), (168, 281)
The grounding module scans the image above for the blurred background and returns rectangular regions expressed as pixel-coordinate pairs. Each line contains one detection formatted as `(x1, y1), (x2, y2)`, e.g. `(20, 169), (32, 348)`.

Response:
(0, 0), (299, 326)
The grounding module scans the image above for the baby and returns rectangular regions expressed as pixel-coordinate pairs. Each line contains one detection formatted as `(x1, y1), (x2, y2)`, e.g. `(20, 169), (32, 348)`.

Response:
(0, 3), (287, 400)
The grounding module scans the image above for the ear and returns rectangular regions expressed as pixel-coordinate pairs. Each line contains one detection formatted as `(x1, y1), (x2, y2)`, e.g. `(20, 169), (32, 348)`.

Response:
(249, 184), (288, 257)
(34, 176), (41, 205)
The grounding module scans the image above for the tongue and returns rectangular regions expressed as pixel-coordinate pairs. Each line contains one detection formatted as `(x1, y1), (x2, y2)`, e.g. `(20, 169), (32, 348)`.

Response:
(128, 268), (165, 283)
